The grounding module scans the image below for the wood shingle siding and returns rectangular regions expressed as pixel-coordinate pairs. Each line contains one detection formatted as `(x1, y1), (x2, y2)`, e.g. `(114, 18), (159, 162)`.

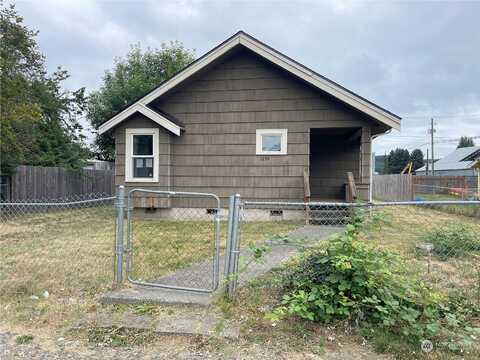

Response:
(182, 120), (367, 134)
(115, 48), (375, 206)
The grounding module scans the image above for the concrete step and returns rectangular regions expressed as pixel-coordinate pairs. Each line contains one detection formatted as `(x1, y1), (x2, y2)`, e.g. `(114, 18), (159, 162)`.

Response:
(70, 307), (240, 339)
(99, 286), (213, 307)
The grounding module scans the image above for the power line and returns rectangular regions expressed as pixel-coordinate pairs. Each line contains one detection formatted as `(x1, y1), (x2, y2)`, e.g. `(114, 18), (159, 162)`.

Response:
(384, 135), (430, 139)
(381, 134), (480, 141)
(433, 136), (480, 144)
(402, 113), (480, 119)
(382, 136), (480, 149)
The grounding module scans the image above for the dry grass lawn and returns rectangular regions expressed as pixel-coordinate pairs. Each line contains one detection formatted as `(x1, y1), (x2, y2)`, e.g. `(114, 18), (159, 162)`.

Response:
(129, 217), (301, 282)
(1, 205), (116, 329)
(224, 204), (480, 360)
(0, 205), (300, 331)
(2, 202), (479, 359)
(362, 204), (480, 304)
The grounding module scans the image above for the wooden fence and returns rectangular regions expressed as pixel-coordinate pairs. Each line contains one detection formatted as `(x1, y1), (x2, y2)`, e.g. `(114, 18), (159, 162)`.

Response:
(373, 174), (413, 201)
(373, 174), (478, 201)
(1, 165), (115, 201)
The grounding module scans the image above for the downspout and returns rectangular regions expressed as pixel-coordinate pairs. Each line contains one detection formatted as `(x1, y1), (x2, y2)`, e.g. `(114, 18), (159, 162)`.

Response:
(370, 129), (392, 202)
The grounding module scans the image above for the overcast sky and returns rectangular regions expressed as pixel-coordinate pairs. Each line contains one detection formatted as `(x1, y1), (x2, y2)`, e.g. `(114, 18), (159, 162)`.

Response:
(12, 0), (480, 158)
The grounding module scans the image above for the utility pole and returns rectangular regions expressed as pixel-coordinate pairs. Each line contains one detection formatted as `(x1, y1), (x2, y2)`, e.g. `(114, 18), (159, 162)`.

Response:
(426, 148), (429, 176)
(429, 118), (436, 176)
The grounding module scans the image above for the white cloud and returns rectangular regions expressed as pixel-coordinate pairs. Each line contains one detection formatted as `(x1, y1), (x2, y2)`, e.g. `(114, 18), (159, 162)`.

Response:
(16, 0), (133, 53)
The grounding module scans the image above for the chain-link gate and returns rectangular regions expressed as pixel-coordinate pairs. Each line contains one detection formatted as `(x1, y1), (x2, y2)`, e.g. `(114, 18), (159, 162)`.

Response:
(124, 189), (221, 293)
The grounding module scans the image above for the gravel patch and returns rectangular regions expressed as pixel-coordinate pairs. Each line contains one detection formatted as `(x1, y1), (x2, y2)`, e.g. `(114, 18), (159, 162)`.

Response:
(0, 330), (392, 360)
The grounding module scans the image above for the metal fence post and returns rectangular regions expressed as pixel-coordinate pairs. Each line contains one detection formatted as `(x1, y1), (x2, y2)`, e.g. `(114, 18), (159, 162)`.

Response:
(213, 209), (221, 290)
(114, 185), (125, 284)
(225, 194), (241, 298)
(224, 195), (235, 280)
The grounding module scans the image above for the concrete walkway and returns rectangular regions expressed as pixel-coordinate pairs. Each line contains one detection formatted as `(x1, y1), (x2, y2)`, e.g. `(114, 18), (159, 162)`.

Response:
(100, 225), (341, 306)
(86, 225), (343, 339)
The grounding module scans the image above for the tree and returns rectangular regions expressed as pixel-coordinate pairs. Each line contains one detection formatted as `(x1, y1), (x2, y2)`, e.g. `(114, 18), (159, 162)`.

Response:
(457, 136), (475, 148)
(385, 148), (410, 174)
(87, 44), (195, 160)
(410, 149), (425, 171)
(0, 4), (89, 175)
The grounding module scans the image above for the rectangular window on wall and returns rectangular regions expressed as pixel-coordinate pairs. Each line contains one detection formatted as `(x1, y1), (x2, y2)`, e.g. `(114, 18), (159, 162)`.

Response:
(125, 128), (159, 182)
(256, 129), (288, 155)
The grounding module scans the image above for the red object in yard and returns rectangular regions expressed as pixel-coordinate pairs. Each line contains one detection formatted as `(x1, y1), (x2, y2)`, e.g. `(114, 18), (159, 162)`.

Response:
(449, 188), (465, 197)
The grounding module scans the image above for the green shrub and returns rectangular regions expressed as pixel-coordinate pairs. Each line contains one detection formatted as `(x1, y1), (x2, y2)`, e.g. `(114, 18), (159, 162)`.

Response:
(268, 221), (480, 353)
(425, 223), (480, 260)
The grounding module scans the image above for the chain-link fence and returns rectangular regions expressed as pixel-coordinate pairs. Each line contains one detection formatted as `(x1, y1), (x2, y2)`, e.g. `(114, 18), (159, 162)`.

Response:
(0, 193), (115, 328)
(231, 199), (480, 305)
(2, 186), (479, 330)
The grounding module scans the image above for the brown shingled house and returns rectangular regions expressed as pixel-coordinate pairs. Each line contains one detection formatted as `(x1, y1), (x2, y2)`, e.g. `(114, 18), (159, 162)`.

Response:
(98, 31), (401, 213)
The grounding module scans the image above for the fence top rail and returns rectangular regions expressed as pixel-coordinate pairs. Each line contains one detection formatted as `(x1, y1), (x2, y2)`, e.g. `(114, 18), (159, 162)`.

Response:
(370, 200), (480, 206)
(414, 175), (475, 179)
(242, 200), (480, 208)
(0, 196), (115, 207)
(243, 201), (351, 207)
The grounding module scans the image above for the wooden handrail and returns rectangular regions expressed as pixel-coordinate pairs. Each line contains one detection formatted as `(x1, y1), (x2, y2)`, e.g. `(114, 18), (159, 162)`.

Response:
(346, 172), (357, 203)
(303, 168), (311, 202)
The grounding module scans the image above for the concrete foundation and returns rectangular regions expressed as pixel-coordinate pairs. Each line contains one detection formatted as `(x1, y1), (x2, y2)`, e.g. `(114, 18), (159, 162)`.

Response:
(132, 207), (306, 221)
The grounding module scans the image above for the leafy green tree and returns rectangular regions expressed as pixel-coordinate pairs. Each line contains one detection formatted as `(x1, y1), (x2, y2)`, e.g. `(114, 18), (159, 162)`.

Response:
(410, 148), (425, 171)
(385, 148), (410, 174)
(0, 4), (89, 175)
(457, 136), (475, 148)
(87, 44), (195, 160)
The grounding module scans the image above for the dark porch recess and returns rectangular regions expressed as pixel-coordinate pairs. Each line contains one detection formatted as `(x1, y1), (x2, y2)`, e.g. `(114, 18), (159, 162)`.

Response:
(309, 128), (361, 201)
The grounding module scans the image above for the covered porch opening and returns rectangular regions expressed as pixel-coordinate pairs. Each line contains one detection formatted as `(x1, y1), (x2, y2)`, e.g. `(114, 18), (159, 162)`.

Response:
(309, 128), (361, 201)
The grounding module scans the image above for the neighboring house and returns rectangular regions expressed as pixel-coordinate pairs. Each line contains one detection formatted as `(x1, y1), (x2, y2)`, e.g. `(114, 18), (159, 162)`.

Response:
(83, 159), (115, 171)
(98, 31), (401, 214)
(419, 158), (438, 175)
(416, 146), (480, 176)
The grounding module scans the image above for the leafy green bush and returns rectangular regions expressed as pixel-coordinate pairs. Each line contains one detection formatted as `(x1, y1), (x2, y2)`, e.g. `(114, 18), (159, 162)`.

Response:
(268, 220), (480, 353)
(425, 223), (480, 260)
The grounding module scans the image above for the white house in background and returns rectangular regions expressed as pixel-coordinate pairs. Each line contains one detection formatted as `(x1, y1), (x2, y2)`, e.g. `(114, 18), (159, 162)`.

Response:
(416, 146), (480, 176)
(83, 159), (115, 171)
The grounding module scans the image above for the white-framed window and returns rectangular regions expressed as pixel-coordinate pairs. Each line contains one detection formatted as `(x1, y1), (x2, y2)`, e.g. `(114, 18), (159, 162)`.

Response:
(125, 128), (159, 182)
(256, 129), (288, 155)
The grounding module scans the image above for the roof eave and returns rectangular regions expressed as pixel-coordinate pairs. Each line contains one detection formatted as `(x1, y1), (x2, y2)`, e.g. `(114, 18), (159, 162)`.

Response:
(98, 103), (183, 136)
(237, 34), (401, 131)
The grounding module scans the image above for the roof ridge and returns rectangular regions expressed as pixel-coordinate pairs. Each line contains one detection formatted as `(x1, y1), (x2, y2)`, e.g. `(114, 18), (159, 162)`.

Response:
(99, 30), (401, 135)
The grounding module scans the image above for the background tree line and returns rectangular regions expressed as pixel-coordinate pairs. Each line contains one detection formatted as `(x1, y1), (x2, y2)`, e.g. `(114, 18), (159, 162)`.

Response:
(382, 148), (425, 174)
(1, 5), (88, 175)
(1, 5), (477, 176)
(0, 4), (194, 175)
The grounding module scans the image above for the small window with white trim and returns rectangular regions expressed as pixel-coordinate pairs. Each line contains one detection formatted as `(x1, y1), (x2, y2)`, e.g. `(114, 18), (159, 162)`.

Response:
(125, 128), (159, 182)
(256, 129), (287, 155)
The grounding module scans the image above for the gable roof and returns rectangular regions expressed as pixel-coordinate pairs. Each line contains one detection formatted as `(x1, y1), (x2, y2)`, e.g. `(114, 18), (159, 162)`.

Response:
(102, 103), (183, 135)
(98, 31), (401, 135)
(417, 146), (480, 172)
